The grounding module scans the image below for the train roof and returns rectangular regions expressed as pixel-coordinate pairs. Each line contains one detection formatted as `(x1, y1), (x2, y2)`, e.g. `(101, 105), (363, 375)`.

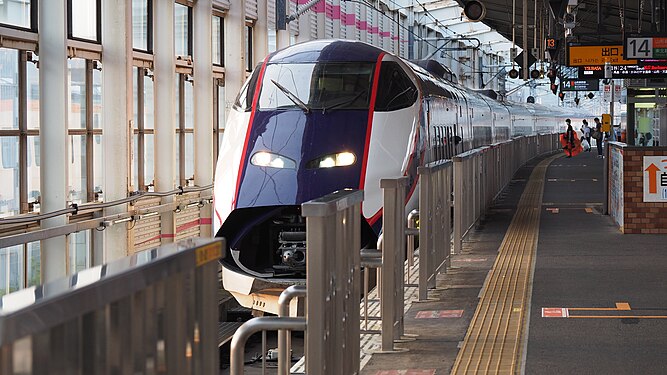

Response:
(268, 39), (384, 64)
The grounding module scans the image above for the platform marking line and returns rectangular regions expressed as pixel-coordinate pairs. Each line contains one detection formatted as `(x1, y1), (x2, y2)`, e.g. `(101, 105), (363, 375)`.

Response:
(375, 370), (436, 375)
(541, 302), (667, 319)
(415, 310), (464, 319)
(451, 154), (559, 375)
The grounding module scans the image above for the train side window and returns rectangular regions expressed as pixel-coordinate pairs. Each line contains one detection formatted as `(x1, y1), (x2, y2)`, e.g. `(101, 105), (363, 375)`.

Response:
(233, 65), (261, 112)
(375, 61), (417, 112)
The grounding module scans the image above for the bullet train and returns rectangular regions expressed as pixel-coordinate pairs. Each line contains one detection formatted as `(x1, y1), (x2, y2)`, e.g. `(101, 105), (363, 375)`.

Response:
(213, 39), (571, 311)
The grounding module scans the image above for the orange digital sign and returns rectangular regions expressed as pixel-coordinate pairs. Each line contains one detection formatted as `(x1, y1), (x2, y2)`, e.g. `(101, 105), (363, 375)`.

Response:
(568, 45), (637, 66)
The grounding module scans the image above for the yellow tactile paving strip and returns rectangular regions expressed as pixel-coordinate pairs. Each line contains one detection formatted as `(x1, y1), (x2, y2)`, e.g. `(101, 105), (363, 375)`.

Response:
(451, 154), (559, 375)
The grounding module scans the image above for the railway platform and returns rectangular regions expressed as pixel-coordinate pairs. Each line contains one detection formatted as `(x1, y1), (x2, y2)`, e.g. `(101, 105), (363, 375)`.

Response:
(359, 150), (667, 375)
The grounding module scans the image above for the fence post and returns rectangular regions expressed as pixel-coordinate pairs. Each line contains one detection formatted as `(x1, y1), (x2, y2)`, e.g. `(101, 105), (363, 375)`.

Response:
(380, 177), (408, 351)
(301, 189), (363, 374)
(453, 156), (464, 254)
(417, 166), (432, 301)
(277, 285), (307, 375)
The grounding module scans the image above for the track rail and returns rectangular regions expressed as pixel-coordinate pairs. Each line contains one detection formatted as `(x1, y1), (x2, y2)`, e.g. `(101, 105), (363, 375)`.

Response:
(451, 154), (559, 374)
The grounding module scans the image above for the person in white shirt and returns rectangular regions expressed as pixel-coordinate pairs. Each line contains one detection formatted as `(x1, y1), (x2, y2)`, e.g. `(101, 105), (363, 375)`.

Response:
(580, 119), (591, 151)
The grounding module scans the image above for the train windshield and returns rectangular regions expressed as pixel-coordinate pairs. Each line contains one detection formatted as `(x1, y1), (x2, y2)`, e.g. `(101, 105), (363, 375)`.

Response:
(258, 62), (374, 111)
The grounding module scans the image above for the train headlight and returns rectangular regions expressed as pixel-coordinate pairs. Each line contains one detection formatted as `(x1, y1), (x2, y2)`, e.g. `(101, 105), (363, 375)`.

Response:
(251, 152), (296, 169)
(308, 152), (356, 168)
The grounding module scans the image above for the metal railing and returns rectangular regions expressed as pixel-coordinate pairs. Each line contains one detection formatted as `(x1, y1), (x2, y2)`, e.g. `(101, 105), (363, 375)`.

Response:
(417, 159), (453, 301)
(230, 189), (363, 375)
(453, 134), (560, 253)
(0, 184), (213, 249)
(277, 285), (307, 375)
(0, 237), (223, 375)
(378, 177), (409, 352)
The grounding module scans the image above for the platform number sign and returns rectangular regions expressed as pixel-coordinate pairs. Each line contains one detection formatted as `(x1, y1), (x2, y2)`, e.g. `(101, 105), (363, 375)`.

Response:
(627, 38), (652, 58)
(643, 157), (667, 202)
(626, 36), (667, 59)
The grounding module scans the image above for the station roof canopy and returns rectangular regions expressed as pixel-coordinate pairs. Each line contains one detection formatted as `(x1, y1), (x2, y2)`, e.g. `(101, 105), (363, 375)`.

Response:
(452, 0), (664, 54)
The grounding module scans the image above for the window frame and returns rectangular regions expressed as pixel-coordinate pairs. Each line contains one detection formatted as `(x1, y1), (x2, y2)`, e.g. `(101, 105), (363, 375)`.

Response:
(212, 14), (224, 67)
(0, 0), (38, 33)
(67, 0), (103, 44)
(133, 0), (154, 54)
(174, 1), (193, 58)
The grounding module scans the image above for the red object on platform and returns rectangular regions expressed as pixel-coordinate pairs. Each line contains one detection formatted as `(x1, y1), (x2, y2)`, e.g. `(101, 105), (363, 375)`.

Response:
(560, 133), (583, 157)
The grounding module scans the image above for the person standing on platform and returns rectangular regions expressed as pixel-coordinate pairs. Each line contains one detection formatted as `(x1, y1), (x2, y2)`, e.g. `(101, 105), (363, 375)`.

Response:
(564, 122), (576, 158)
(581, 119), (591, 151)
(593, 117), (604, 158)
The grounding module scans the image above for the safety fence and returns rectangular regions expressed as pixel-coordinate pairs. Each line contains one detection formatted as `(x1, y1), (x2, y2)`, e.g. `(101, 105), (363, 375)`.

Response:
(453, 133), (560, 253)
(0, 133), (562, 374)
(0, 237), (222, 375)
(0, 185), (213, 296)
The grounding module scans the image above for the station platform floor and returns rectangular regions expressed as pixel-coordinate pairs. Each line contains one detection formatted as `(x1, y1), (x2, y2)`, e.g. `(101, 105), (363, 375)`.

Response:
(360, 150), (667, 375)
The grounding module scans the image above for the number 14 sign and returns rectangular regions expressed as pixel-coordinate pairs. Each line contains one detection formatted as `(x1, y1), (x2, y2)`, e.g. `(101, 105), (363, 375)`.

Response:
(625, 35), (667, 59)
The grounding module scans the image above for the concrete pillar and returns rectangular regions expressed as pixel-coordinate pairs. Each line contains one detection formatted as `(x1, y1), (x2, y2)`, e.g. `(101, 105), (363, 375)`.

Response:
(372, 9), (379, 46)
(297, 9), (311, 43)
(255, 0), (270, 62)
(332, 0), (340, 38)
(225, 0), (247, 112)
(154, 0), (177, 241)
(100, 0), (132, 262)
(194, 0), (214, 237)
(360, 6), (367, 43)
(316, 2), (325, 39)
(39, 0), (68, 281)
(345, 3), (355, 40)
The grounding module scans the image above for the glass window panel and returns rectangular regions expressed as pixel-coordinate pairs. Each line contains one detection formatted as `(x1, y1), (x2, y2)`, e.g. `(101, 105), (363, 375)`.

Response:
(0, 48), (18, 130)
(175, 132), (180, 181)
(68, 231), (89, 275)
(185, 132), (193, 184)
(68, 135), (87, 204)
(268, 28), (276, 53)
(175, 73), (179, 130)
(212, 16), (222, 65)
(27, 56), (39, 130)
(132, 134), (138, 190)
(245, 26), (253, 71)
(94, 135), (102, 197)
(132, 0), (149, 51)
(0, 0), (31, 29)
(185, 79), (193, 129)
(70, 0), (98, 41)
(27, 242), (40, 287)
(144, 73), (154, 129)
(0, 137), (19, 217)
(93, 67), (102, 129)
(27, 136), (39, 205)
(145, 133), (154, 191)
(68, 58), (86, 129)
(0, 245), (23, 296)
(174, 3), (189, 56)
(133, 67), (139, 129)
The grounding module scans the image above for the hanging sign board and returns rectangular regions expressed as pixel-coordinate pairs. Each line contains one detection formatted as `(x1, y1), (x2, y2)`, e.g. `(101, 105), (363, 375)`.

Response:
(568, 44), (637, 66)
(560, 79), (599, 91)
(624, 35), (667, 59)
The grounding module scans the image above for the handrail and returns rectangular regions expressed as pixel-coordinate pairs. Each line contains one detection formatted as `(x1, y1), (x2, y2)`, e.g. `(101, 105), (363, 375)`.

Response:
(278, 285), (307, 375)
(230, 317), (307, 375)
(0, 184), (213, 225)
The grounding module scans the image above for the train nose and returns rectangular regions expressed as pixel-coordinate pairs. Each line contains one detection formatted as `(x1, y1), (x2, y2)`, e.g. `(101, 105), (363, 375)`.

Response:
(234, 109), (370, 208)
